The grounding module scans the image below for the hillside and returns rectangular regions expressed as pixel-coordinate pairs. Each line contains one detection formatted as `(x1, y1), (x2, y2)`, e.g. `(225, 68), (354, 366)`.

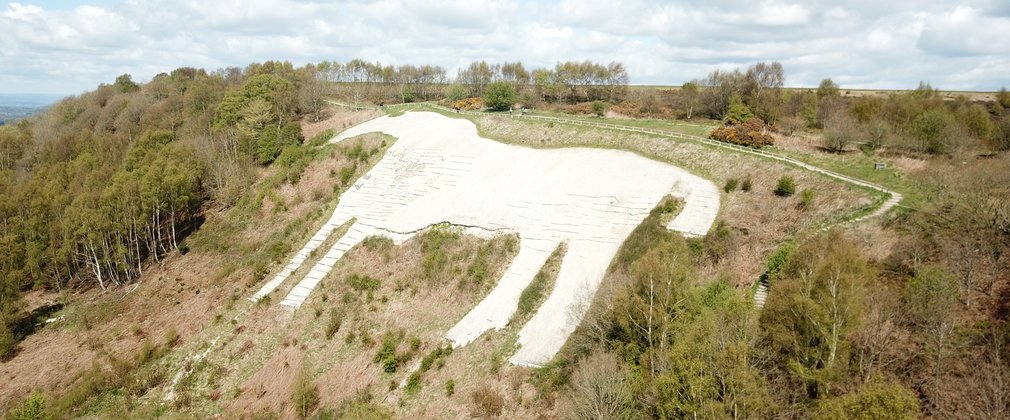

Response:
(1, 60), (1009, 419)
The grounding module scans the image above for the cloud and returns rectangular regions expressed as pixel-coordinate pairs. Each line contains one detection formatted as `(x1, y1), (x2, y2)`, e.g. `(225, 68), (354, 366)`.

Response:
(0, 0), (1007, 95)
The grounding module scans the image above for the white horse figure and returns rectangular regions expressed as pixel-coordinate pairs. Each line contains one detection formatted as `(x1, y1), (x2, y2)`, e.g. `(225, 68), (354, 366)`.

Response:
(251, 111), (720, 366)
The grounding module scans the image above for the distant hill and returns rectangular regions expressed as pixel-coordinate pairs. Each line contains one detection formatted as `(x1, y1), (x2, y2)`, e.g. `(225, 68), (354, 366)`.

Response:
(0, 93), (64, 125)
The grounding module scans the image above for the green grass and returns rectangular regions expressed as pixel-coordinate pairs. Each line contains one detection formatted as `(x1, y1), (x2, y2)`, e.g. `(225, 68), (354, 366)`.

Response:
(524, 109), (716, 137)
(768, 146), (922, 207)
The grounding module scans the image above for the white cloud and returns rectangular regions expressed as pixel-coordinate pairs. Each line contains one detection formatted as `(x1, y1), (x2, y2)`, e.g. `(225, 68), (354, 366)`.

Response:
(0, 0), (1007, 95)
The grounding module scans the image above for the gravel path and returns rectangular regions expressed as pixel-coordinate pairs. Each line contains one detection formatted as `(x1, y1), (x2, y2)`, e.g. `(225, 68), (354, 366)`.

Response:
(250, 111), (720, 366)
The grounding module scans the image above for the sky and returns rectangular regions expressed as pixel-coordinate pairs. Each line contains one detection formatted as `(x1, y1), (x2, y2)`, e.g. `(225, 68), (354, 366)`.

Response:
(1, 0), (1009, 95)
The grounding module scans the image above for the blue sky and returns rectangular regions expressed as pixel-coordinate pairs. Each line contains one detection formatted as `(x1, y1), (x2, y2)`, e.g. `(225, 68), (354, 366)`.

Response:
(2, 0), (1009, 95)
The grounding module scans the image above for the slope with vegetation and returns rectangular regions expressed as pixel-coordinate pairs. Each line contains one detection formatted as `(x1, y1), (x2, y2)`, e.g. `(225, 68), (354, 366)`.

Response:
(2, 58), (1009, 419)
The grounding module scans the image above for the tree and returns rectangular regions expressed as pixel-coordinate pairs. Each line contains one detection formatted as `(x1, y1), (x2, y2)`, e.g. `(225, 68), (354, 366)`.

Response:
(724, 94), (754, 124)
(114, 74), (140, 93)
(680, 82), (699, 119)
(910, 109), (956, 154)
(761, 230), (869, 399)
(817, 78), (840, 99)
(822, 112), (861, 153)
(904, 265), (959, 394)
(562, 352), (634, 420)
(483, 81), (516, 111)
(814, 378), (920, 420)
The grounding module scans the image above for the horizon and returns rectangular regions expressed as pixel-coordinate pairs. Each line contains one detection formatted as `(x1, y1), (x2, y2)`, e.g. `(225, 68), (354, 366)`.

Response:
(2, 1), (1009, 95)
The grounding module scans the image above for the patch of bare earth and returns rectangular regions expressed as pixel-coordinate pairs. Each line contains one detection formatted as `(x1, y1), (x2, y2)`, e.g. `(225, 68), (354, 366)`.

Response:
(301, 107), (382, 141)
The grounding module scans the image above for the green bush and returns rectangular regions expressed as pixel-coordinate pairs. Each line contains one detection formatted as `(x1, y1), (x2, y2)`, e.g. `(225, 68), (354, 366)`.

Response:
(723, 178), (739, 193)
(814, 379), (919, 420)
(9, 392), (51, 420)
(774, 175), (796, 197)
(404, 372), (422, 395)
(346, 274), (380, 292)
(445, 379), (456, 397)
(0, 324), (16, 360)
(339, 164), (357, 186)
(591, 101), (607, 117)
(373, 333), (401, 372)
(291, 367), (319, 419)
(177, 241), (190, 255)
(797, 188), (815, 210)
(483, 81), (517, 111)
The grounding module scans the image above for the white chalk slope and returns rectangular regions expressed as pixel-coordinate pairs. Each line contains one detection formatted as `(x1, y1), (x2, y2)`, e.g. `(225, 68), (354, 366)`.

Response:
(251, 111), (720, 366)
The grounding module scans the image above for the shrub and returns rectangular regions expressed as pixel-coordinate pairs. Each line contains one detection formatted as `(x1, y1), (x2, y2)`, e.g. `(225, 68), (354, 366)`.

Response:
(798, 188), (815, 210)
(469, 385), (505, 418)
(995, 115), (1010, 151)
(774, 175), (796, 197)
(324, 308), (343, 339)
(445, 379), (456, 397)
(483, 82), (516, 111)
(0, 324), (16, 361)
(723, 178), (739, 193)
(346, 274), (380, 292)
(814, 379), (919, 420)
(373, 333), (400, 372)
(339, 164), (357, 186)
(591, 101), (607, 117)
(741, 176), (752, 192)
(445, 84), (468, 101)
(9, 392), (50, 420)
(452, 97), (485, 111)
(710, 118), (774, 147)
(404, 372), (422, 395)
(177, 241), (190, 255)
(291, 366), (319, 419)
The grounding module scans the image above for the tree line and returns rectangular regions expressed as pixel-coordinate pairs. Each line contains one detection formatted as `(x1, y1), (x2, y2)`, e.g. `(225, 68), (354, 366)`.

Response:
(1, 61), (327, 359)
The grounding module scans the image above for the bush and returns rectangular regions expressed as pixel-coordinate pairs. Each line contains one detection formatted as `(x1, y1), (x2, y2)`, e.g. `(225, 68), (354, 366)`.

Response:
(797, 188), (815, 210)
(591, 101), (607, 117)
(445, 379), (456, 397)
(346, 274), (380, 292)
(741, 176), (752, 192)
(324, 309), (343, 340)
(723, 178), (739, 193)
(404, 372), (422, 395)
(445, 84), (468, 101)
(177, 241), (190, 255)
(469, 385), (505, 418)
(995, 115), (1010, 151)
(0, 324), (16, 360)
(814, 379), (919, 420)
(9, 392), (51, 420)
(774, 175), (796, 197)
(483, 82), (517, 111)
(291, 367), (319, 419)
(451, 97), (485, 111)
(710, 118), (774, 147)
